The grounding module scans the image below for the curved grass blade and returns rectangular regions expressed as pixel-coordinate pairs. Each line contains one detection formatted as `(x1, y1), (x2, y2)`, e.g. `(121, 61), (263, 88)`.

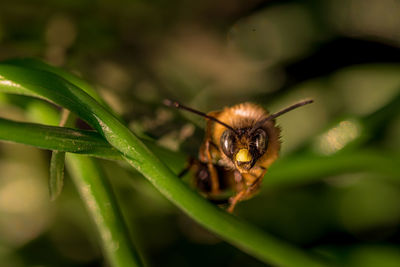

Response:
(28, 98), (143, 267)
(3, 58), (104, 103)
(0, 117), (121, 159)
(67, 154), (143, 267)
(0, 116), (186, 170)
(0, 62), (329, 267)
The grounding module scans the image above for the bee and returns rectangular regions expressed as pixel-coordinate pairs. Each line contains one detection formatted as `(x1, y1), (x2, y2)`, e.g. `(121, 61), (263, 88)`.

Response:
(164, 99), (313, 212)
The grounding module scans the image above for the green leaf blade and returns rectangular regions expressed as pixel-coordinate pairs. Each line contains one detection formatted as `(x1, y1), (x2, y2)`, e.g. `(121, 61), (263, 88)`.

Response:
(49, 151), (65, 201)
(66, 154), (143, 267)
(0, 117), (121, 159)
(0, 61), (329, 267)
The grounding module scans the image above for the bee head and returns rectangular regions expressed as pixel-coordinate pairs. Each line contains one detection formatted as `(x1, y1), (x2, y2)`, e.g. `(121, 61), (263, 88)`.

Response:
(164, 98), (313, 172)
(220, 127), (268, 172)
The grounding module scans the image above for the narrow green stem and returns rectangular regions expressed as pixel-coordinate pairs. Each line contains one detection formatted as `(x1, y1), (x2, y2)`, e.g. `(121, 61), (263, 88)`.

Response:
(0, 117), (122, 160)
(25, 99), (143, 267)
(66, 154), (143, 267)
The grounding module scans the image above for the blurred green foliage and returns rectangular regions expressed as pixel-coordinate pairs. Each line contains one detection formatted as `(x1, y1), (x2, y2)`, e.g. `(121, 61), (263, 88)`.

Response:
(1, 0), (400, 266)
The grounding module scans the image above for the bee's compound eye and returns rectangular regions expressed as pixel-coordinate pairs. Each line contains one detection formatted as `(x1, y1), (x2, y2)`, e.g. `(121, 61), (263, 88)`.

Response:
(253, 128), (268, 154)
(220, 130), (236, 158)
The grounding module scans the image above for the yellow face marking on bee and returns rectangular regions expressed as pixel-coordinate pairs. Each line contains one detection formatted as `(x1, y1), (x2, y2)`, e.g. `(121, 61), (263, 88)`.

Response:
(236, 148), (252, 162)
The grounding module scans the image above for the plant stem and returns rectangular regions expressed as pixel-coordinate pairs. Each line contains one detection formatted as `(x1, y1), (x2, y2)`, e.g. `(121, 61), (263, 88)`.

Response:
(66, 154), (143, 267)
(0, 62), (329, 266)
(26, 99), (144, 267)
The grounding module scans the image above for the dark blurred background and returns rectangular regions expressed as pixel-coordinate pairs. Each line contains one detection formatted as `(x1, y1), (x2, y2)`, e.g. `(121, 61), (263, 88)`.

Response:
(1, 0), (400, 266)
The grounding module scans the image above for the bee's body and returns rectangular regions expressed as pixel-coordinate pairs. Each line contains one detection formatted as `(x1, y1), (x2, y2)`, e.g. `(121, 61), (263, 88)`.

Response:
(165, 99), (312, 212)
(204, 103), (281, 182)
(196, 103), (281, 211)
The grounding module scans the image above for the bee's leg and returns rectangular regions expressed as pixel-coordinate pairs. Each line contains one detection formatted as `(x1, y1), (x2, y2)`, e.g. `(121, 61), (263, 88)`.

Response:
(227, 189), (246, 213)
(204, 140), (220, 195)
(227, 175), (263, 213)
(225, 172), (244, 212)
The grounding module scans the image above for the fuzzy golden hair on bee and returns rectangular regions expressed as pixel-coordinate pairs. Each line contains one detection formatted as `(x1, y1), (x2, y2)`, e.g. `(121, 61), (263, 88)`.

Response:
(164, 98), (313, 212)
(207, 102), (281, 173)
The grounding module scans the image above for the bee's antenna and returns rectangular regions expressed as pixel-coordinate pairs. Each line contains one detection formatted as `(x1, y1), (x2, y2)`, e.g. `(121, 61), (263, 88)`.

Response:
(251, 99), (314, 131)
(267, 99), (314, 121)
(163, 99), (238, 134)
